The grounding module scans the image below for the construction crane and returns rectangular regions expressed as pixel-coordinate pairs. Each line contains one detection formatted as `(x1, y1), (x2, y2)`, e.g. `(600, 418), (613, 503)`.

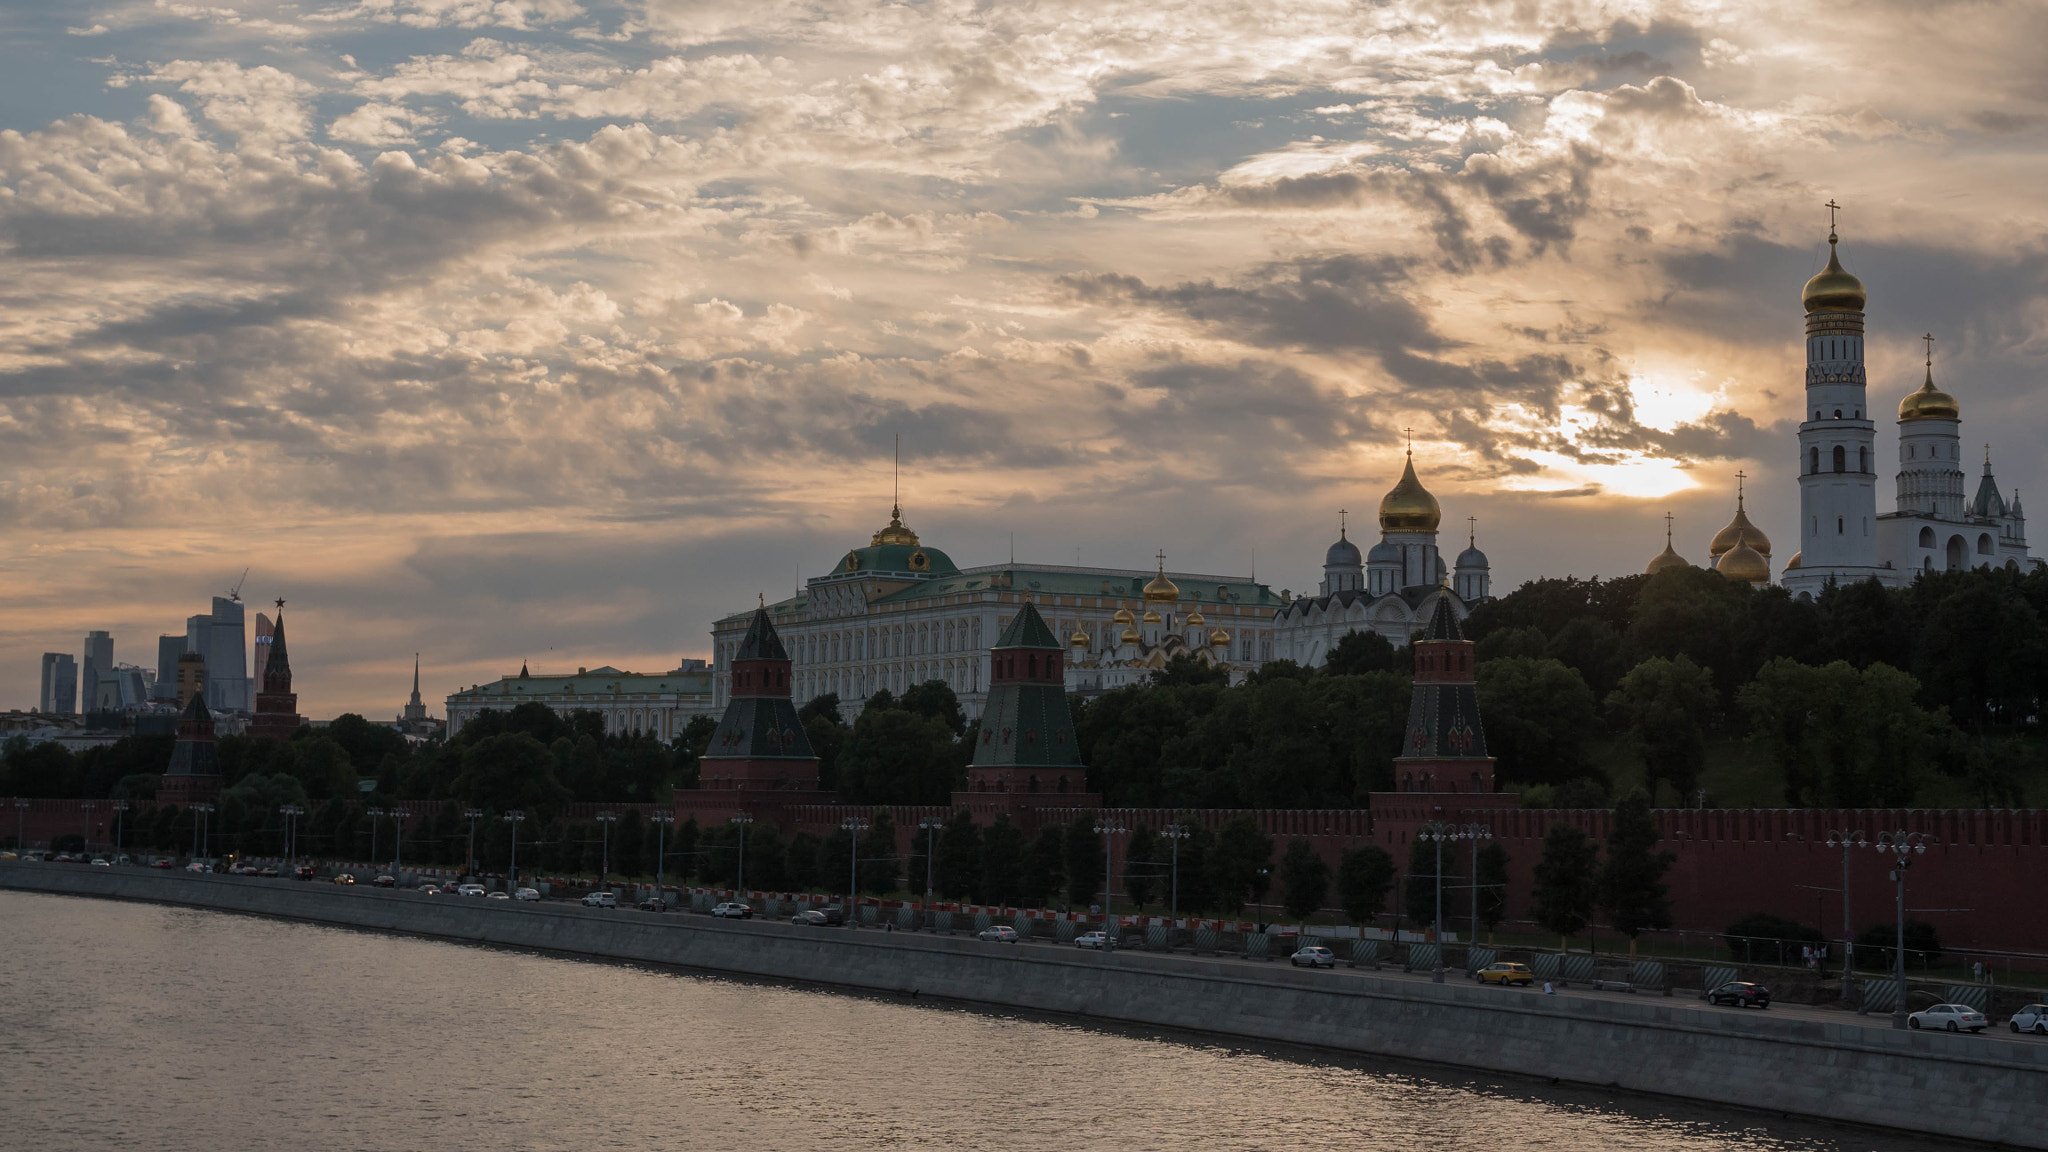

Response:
(225, 568), (249, 603)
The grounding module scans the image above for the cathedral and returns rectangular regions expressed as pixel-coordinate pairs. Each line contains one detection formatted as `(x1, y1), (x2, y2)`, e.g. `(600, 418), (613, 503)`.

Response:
(1654, 220), (2039, 591)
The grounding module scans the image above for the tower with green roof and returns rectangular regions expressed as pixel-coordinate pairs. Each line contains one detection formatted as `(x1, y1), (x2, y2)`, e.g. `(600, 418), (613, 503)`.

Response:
(699, 606), (819, 791)
(962, 600), (1089, 799)
(1391, 592), (1495, 794)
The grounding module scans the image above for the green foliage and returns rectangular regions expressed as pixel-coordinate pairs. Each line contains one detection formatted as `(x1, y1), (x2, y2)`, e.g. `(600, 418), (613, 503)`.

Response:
(834, 704), (964, 804)
(1020, 826), (1065, 908)
(979, 816), (1025, 906)
(1122, 824), (1160, 908)
(1403, 836), (1448, 930)
(1856, 920), (1944, 970)
(1336, 844), (1395, 926)
(798, 694), (844, 727)
(453, 733), (570, 812)
(1475, 841), (1510, 931)
(1475, 657), (1599, 786)
(934, 809), (981, 900)
(1599, 790), (1674, 940)
(1474, 626), (1547, 663)
(1514, 777), (1609, 809)
(1531, 822), (1600, 941)
(1277, 839), (1331, 922)
(858, 810), (898, 894)
(1063, 816), (1104, 908)
(783, 830), (820, 891)
(818, 825), (853, 894)
(1151, 655), (1229, 688)
(1721, 912), (1824, 964)
(1607, 655), (1717, 804)
(1209, 815), (1274, 915)
(898, 680), (968, 737)
(1544, 617), (1632, 699)
(1739, 659), (1941, 806)
(1323, 629), (1402, 675)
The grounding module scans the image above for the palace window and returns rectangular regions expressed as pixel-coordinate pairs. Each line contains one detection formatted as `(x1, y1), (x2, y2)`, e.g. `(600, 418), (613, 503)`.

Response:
(1833, 445), (1845, 472)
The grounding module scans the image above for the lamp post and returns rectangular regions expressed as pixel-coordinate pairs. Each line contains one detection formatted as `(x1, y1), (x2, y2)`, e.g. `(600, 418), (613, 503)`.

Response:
(1162, 824), (1191, 922)
(650, 812), (675, 909)
(1874, 831), (1934, 1030)
(918, 816), (943, 923)
(390, 804), (403, 877)
(1416, 822), (1482, 983)
(80, 801), (94, 854)
(366, 806), (386, 869)
(463, 808), (482, 878)
(596, 811), (618, 890)
(192, 802), (214, 861)
(503, 810), (526, 892)
(279, 804), (304, 862)
(730, 813), (753, 893)
(1824, 829), (1867, 980)
(1464, 823), (1493, 952)
(13, 799), (28, 854)
(1094, 819), (1126, 952)
(842, 817), (870, 927)
(111, 800), (128, 858)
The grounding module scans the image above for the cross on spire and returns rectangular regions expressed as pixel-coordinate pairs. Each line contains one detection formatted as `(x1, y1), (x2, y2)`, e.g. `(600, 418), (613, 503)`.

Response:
(1402, 426), (1414, 452)
(1338, 508), (1348, 538)
(1923, 332), (1935, 367)
(1467, 514), (1477, 548)
(1663, 511), (1675, 545)
(1156, 548), (1167, 573)
(1735, 470), (1747, 508)
(1824, 198), (1842, 236)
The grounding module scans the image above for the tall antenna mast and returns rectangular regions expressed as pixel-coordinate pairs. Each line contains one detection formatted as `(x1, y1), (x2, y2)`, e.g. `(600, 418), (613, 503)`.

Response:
(893, 433), (901, 520)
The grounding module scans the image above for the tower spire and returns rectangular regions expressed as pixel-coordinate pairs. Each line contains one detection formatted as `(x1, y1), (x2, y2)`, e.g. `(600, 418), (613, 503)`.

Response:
(1467, 515), (1477, 549)
(892, 432), (900, 522)
(1338, 509), (1347, 540)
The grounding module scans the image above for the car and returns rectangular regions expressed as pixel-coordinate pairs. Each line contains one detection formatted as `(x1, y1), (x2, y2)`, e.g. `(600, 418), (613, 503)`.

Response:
(635, 897), (668, 912)
(583, 891), (617, 908)
(1476, 962), (1536, 987)
(816, 905), (847, 926)
(152, 858), (175, 869)
(456, 883), (485, 897)
(419, 884), (442, 895)
(1910, 1004), (1988, 1033)
(184, 861), (209, 873)
(0, 850), (16, 860)
(792, 909), (830, 926)
(1290, 946), (1337, 968)
(517, 888), (542, 902)
(979, 926), (1020, 943)
(332, 873), (356, 884)
(228, 864), (259, 875)
(294, 866), (315, 881)
(91, 857), (112, 867)
(487, 891), (510, 900)
(711, 901), (753, 919)
(258, 866), (280, 878)
(2008, 1004), (2048, 1035)
(112, 855), (131, 866)
(373, 874), (396, 888)
(1707, 981), (1772, 1008)
(1075, 931), (1108, 949)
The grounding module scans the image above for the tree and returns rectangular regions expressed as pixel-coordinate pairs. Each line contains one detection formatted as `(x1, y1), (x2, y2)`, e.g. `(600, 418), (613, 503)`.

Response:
(1336, 844), (1395, 928)
(934, 809), (981, 900)
(1531, 822), (1600, 950)
(1544, 617), (1632, 699)
(1599, 790), (1674, 953)
(1122, 824), (1160, 909)
(1606, 655), (1717, 804)
(835, 707), (962, 804)
(1403, 837), (1448, 934)
(979, 816), (1025, 907)
(784, 830), (821, 891)
(1474, 841), (1510, 938)
(818, 826), (853, 895)
(1475, 657), (1599, 786)
(899, 680), (968, 737)
(1063, 816), (1104, 909)
(858, 810), (899, 894)
(1739, 658), (1946, 806)
(1151, 655), (1228, 688)
(1474, 625), (1548, 663)
(1020, 826), (1066, 908)
(452, 733), (569, 813)
(1209, 815), (1274, 916)
(1277, 838), (1331, 924)
(1324, 629), (1400, 675)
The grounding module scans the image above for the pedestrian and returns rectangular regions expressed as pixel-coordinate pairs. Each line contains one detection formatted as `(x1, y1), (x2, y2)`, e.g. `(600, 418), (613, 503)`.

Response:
(1544, 980), (1555, 995)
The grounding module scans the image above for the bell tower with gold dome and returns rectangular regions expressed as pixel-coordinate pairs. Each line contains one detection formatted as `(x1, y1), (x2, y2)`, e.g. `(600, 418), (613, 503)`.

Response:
(1785, 205), (1887, 598)
(1370, 443), (1445, 595)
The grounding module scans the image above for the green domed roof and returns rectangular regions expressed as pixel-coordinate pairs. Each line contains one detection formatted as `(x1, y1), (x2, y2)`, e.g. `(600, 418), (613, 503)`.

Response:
(830, 542), (959, 577)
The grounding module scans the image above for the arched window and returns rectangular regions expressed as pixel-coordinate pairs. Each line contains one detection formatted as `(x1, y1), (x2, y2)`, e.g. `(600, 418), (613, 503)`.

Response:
(1834, 409), (1842, 419)
(1833, 445), (1846, 472)
(1979, 533), (1995, 556)
(1947, 535), (1966, 571)
(1809, 447), (1819, 474)
(1858, 446), (1868, 472)
(1919, 526), (1935, 548)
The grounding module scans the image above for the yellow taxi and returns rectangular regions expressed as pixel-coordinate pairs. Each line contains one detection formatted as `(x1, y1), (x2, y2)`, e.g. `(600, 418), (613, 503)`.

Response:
(1475, 961), (1535, 987)
(331, 873), (356, 884)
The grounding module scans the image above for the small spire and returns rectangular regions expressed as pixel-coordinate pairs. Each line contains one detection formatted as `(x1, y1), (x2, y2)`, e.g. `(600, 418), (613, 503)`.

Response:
(892, 432), (901, 523)
(412, 653), (420, 694)
(1338, 509), (1347, 540)
(1156, 549), (1167, 575)
(1735, 470), (1747, 510)
(758, 591), (765, 608)
(1985, 444), (1993, 473)
(1467, 515), (1477, 549)
(1824, 197), (1841, 243)
(1664, 511), (1675, 546)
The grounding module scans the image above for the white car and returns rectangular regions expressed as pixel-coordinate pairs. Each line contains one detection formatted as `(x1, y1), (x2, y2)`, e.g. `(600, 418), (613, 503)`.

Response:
(711, 901), (753, 919)
(1074, 931), (1108, 949)
(515, 887), (541, 901)
(582, 891), (616, 908)
(1290, 946), (1337, 969)
(486, 891), (511, 900)
(456, 883), (486, 897)
(2008, 1004), (2048, 1034)
(978, 926), (1020, 943)
(91, 858), (111, 867)
(184, 861), (209, 872)
(1909, 1004), (1988, 1033)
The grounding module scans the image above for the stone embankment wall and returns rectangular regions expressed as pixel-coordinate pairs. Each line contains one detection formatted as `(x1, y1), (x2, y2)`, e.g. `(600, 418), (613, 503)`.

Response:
(7, 864), (2046, 1149)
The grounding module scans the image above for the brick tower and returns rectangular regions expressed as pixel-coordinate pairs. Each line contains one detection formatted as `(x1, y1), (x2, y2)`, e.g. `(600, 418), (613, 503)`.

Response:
(1392, 592), (1496, 794)
(958, 599), (1093, 803)
(696, 605), (819, 790)
(247, 600), (302, 741)
(158, 690), (222, 807)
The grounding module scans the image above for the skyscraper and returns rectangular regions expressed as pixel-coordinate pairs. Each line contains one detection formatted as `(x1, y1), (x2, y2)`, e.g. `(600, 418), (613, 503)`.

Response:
(39, 653), (77, 714)
(154, 635), (184, 701)
(201, 596), (249, 712)
(252, 612), (273, 696)
(81, 631), (113, 715)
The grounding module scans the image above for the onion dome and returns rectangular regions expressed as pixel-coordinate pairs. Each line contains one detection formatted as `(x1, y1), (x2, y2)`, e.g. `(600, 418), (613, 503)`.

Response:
(1142, 560), (1180, 603)
(1719, 540), (1770, 585)
(870, 502), (919, 547)
(1112, 607), (1135, 625)
(1646, 541), (1690, 575)
(1119, 627), (1140, 645)
(1141, 608), (1162, 624)
(1801, 233), (1867, 313)
(1367, 539), (1401, 565)
(1709, 494), (1771, 560)
(1326, 532), (1362, 567)
(1210, 628), (1230, 647)
(1784, 551), (1802, 571)
(1069, 628), (1089, 648)
(1456, 544), (1487, 569)
(1186, 609), (1206, 627)
(1379, 451), (1441, 532)
(1898, 364), (1959, 422)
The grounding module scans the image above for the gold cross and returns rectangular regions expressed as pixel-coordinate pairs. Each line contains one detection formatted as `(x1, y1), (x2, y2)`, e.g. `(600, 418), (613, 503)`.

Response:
(1735, 470), (1746, 505)
(1155, 549), (1167, 573)
(1923, 332), (1935, 366)
(1663, 511), (1674, 544)
(1338, 508), (1348, 535)
(1824, 198), (1841, 231)
(1402, 426), (1413, 451)
(1467, 515), (1477, 547)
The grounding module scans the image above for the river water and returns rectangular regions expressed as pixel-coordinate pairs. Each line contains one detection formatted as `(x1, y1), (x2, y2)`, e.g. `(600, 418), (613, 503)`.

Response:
(0, 891), (1960, 1152)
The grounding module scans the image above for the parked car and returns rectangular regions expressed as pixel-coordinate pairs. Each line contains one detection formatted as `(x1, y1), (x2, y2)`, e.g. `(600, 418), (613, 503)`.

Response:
(91, 857), (112, 868)
(1075, 931), (1108, 949)
(229, 864), (259, 875)
(487, 891), (511, 900)
(516, 887), (542, 902)
(1909, 1004), (1988, 1032)
(456, 883), (485, 897)
(816, 905), (847, 926)
(152, 858), (175, 869)
(2008, 1004), (2048, 1035)
(1290, 946), (1337, 969)
(1706, 981), (1772, 1009)
(0, 850), (16, 860)
(1475, 962), (1536, 987)
(294, 866), (315, 881)
(711, 901), (753, 919)
(792, 909), (830, 926)
(979, 926), (1020, 943)
(184, 861), (208, 873)
(258, 866), (280, 878)
(331, 873), (356, 885)
(419, 884), (443, 896)
(583, 891), (617, 908)
(373, 874), (396, 888)
(635, 897), (668, 912)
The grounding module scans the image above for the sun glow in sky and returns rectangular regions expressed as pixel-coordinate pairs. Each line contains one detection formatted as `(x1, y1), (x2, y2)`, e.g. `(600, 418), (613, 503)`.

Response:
(2, 0), (2046, 715)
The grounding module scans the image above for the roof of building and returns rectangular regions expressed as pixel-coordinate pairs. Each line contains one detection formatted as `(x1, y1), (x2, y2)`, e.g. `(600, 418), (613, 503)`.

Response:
(262, 612), (292, 693)
(449, 667), (714, 701)
(1899, 364), (1959, 422)
(1802, 233), (1867, 313)
(1421, 592), (1464, 641)
(1326, 533), (1363, 568)
(701, 695), (816, 762)
(1973, 455), (2008, 519)
(734, 607), (791, 661)
(1379, 450), (1441, 532)
(994, 601), (1062, 650)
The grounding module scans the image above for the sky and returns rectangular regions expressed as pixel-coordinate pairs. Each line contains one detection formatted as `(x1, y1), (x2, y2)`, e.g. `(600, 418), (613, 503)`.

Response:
(2, 0), (2045, 720)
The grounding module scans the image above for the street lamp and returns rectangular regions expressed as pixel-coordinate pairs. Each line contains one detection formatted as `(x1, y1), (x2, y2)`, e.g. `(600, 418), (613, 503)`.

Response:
(366, 807), (386, 868)
(1461, 823), (1493, 951)
(729, 814), (753, 893)
(650, 812), (676, 909)
(13, 799), (28, 854)
(1873, 831), (1935, 1030)
(1162, 824), (1191, 922)
(1416, 822), (1486, 983)
(80, 801), (94, 854)
(1824, 829), (1868, 979)
(1094, 819), (1126, 952)
(463, 808), (483, 877)
(503, 810), (526, 892)
(279, 804), (305, 862)
(842, 817), (870, 926)
(918, 816), (943, 924)
(596, 811), (618, 889)
(390, 804), (404, 876)
(111, 800), (129, 857)
(192, 802), (215, 861)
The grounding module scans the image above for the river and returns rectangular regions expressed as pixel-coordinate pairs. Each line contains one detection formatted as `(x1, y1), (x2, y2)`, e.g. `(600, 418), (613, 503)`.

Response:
(0, 890), (1963, 1151)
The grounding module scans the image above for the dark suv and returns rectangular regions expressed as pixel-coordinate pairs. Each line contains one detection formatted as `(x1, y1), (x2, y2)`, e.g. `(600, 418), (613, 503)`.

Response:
(1707, 981), (1771, 1009)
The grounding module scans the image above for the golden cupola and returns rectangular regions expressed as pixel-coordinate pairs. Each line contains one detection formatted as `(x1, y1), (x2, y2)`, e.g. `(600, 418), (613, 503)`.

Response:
(1646, 516), (1691, 575)
(1120, 627), (1140, 644)
(1142, 557), (1180, 604)
(1112, 607), (1135, 625)
(870, 502), (919, 547)
(1898, 363), (1959, 422)
(1709, 487), (1771, 562)
(1719, 540), (1770, 585)
(1801, 232), (1867, 314)
(1379, 450), (1441, 532)
(1142, 608), (1162, 624)
(1070, 628), (1090, 648)
(1186, 609), (1206, 627)
(1209, 628), (1230, 648)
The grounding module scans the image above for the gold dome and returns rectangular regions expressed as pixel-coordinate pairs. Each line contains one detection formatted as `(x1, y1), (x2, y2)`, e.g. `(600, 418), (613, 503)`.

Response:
(1141, 608), (1162, 624)
(1646, 542), (1691, 575)
(1186, 609), (1206, 627)
(1801, 234), (1867, 313)
(1709, 493), (1771, 560)
(1142, 560), (1180, 604)
(1112, 607), (1135, 625)
(870, 503), (919, 547)
(1069, 628), (1089, 647)
(1379, 451), (1441, 533)
(1209, 628), (1230, 647)
(1120, 627), (1140, 644)
(1784, 550), (1802, 571)
(1718, 540), (1770, 585)
(1898, 365), (1959, 421)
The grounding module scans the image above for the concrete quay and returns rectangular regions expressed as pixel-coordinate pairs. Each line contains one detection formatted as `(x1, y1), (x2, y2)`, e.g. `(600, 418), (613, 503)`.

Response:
(7, 863), (2044, 1148)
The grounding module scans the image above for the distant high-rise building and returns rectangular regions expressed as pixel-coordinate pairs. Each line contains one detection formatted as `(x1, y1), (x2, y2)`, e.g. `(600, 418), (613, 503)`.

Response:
(39, 653), (77, 714)
(247, 603), (301, 742)
(205, 596), (250, 712)
(81, 631), (113, 715)
(154, 635), (184, 701)
(175, 652), (207, 708)
(95, 665), (154, 710)
(252, 612), (273, 697)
